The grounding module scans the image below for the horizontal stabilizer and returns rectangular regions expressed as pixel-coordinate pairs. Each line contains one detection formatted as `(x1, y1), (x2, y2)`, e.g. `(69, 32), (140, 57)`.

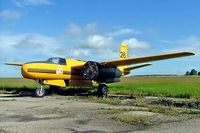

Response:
(4, 63), (23, 66)
(124, 64), (152, 71)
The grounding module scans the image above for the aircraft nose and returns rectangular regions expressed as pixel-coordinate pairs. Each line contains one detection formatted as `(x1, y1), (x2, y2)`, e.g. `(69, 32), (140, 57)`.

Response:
(21, 64), (30, 78)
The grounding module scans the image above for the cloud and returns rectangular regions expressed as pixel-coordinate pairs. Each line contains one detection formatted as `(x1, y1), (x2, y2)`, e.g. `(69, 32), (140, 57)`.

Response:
(84, 23), (97, 34)
(0, 33), (64, 62)
(70, 49), (90, 58)
(160, 36), (200, 59)
(64, 23), (98, 40)
(82, 35), (114, 49)
(62, 23), (117, 60)
(179, 36), (200, 57)
(14, 0), (52, 7)
(107, 28), (141, 36)
(61, 23), (149, 60)
(65, 23), (82, 39)
(0, 23), (150, 63)
(123, 38), (150, 52)
(180, 36), (200, 47)
(0, 9), (22, 21)
(0, 33), (110, 62)
(64, 34), (115, 60)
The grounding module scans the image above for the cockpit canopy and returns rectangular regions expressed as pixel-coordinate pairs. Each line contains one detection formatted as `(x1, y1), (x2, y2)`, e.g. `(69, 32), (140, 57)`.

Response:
(47, 57), (66, 65)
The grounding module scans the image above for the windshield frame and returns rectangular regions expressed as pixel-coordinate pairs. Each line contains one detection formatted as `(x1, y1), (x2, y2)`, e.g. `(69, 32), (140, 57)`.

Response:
(47, 57), (66, 65)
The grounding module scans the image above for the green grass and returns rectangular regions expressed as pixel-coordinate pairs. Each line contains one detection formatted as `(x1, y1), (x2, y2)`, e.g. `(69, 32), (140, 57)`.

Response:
(148, 105), (179, 116)
(88, 97), (121, 105)
(0, 78), (36, 90)
(1, 76), (200, 98)
(109, 76), (200, 98)
(112, 114), (152, 125)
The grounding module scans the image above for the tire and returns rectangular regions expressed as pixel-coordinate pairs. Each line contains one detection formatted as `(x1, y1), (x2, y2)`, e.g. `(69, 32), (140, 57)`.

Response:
(98, 84), (108, 98)
(35, 87), (45, 97)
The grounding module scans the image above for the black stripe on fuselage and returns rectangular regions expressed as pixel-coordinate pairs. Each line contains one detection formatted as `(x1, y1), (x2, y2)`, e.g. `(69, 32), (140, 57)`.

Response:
(28, 68), (56, 74)
(63, 71), (71, 75)
(63, 70), (81, 75)
(27, 68), (81, 76)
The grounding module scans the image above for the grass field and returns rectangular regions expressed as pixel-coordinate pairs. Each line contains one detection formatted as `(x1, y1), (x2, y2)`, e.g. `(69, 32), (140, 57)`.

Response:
(0, 76), (200, 98)
(0, 78), (35, 91)
(110, 76), (200, 98)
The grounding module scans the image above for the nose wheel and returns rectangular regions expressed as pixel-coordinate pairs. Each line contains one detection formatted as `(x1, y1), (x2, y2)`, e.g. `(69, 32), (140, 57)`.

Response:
(98, 84), (108, 98)
(35, 80), (45, 97)
(35, 85), (45, 97)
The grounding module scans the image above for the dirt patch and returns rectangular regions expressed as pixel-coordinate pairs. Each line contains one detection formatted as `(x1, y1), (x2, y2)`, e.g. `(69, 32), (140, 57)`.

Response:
(0, 96), (135, 133)
(0, 129), (7, 133)
(0, 95), (200, 133)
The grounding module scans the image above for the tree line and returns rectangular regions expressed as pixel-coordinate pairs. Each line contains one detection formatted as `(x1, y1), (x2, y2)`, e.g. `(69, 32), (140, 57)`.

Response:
(185, 69), (200, 76)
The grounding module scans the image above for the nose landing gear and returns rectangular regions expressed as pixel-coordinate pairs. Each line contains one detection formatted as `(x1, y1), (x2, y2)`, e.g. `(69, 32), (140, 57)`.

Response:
(35, 80), (45, 97)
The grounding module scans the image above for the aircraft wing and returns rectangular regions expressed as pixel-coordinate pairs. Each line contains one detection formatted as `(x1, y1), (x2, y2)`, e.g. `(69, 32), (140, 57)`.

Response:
(101, 52), (194, 67)
(4, 63), (23, 66)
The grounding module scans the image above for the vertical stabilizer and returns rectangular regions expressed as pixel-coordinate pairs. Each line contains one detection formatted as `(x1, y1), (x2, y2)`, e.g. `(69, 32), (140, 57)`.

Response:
(118, 43), (128, 73)
(119, 43), (128, 60)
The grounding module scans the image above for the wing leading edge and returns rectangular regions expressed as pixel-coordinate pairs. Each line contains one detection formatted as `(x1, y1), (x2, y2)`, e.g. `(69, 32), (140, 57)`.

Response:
(101, 52), (194, 67)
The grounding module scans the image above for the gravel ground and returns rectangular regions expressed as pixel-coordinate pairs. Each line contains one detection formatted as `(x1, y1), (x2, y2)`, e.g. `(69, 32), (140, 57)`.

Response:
(0, 95), (137, 133)
(135, 117), (200, 133)
(0, 95), (199, 133)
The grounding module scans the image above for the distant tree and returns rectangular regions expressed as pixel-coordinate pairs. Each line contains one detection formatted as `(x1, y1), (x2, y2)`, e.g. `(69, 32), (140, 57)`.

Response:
(185, 71), (190, 76)
(190, 69), (198, 75)
(198, 71), (200, 76)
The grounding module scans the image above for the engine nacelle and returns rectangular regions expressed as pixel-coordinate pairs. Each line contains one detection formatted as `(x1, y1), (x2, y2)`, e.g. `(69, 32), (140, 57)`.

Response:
(82, 61), (122, 83)
(82, 61), (99, 80)
(98, 67), (122, 79)
(97, 78), (120, 83)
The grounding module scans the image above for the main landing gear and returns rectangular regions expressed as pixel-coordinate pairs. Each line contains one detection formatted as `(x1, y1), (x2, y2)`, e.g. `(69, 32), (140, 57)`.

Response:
(35, 80), (45, 97)
(97, 84), (108, 98)
(34, 80), (108, 98)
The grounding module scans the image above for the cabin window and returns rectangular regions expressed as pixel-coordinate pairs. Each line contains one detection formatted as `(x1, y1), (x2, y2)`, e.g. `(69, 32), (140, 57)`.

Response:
(47, 57), (66, 65)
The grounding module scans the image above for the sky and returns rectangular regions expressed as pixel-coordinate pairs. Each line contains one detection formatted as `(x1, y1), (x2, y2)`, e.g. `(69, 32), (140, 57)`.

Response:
(0, 0), (200, 77)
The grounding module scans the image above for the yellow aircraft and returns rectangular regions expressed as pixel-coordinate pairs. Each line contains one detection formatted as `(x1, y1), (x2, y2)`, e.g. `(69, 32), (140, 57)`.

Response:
(5, 43), (194, 97)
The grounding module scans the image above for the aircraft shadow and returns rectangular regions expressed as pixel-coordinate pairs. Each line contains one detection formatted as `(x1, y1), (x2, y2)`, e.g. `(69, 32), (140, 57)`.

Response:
(0, 87), (98, 98)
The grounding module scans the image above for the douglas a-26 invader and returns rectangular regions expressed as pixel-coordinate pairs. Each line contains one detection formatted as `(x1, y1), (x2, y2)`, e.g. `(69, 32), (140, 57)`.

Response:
(5, 43), (194, 97)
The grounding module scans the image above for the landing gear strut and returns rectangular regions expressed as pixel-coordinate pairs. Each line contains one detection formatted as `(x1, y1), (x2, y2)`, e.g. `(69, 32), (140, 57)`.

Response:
(35, 80), (45, 97)
(98, 84), (108, 98)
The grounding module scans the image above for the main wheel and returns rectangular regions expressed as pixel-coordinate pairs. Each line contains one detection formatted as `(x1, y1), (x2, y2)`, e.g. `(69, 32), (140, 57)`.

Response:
(98, 84), (108, 98)
(35, 85), (45, 97)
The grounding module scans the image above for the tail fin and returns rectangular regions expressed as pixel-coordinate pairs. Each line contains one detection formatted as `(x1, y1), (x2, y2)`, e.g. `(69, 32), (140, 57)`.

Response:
(118, 43), (128, 73)
(119, 43), (128, 60)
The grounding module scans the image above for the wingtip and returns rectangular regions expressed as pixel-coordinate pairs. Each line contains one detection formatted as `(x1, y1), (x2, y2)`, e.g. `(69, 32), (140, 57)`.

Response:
(146, 63), (152, 66)
(190, 52), (195, 55)
(141, 63), (152, 67)
(184, 52), (195, 55)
